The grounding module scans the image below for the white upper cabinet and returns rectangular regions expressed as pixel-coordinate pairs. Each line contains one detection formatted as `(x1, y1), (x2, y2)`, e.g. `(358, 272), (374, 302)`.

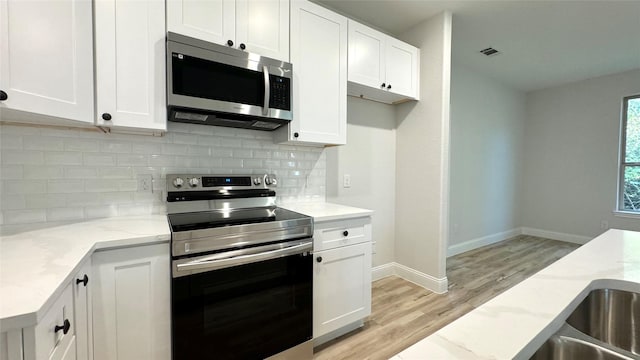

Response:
(274, 0), (347, 146)
(0, 0), (94, 125)
(167, 0), (289, 61)
(347, 19), (419, 104)
(94, 0), (166, 133)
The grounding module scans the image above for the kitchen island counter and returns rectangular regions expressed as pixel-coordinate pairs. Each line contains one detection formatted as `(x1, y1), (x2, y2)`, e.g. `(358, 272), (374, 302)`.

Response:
(392, 229), (640, 359)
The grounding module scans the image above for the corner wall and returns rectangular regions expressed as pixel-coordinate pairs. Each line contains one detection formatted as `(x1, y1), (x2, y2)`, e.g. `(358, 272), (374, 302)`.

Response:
(522, 68), (640, 238)
(448, 63), (526, 256)
(394, 12), (452, 292)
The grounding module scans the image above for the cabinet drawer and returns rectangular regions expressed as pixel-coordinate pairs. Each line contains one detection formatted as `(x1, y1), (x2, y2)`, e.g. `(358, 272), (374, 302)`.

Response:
(33, 283), (75, 360)
(313, 217), (371, 251)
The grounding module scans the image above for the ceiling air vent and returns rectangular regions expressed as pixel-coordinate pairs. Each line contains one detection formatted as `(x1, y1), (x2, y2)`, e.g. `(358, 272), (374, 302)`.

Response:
(480, 47), (500, 57)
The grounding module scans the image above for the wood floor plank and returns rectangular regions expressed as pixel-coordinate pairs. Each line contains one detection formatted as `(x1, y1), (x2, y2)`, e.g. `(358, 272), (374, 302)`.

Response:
(313, 235), (580, 360)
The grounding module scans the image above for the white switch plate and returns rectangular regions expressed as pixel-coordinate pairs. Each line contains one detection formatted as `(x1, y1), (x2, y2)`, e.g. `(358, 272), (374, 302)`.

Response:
(343, 174), (351, 188)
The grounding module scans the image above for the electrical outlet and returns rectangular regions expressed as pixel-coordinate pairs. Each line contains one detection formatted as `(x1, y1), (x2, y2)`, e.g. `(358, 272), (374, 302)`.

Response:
(137, 174), (153, 193)
(343, 174), (351, 188)
(600, 220), (609, 230)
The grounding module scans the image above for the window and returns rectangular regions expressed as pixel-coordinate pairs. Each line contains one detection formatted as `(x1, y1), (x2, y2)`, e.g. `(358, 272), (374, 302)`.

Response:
(619, 95), (640, 212)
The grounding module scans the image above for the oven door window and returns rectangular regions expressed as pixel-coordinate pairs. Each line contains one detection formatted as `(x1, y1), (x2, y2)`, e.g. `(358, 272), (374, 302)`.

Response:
(172, 253), (312, 360)
(171, 53), (264, 107)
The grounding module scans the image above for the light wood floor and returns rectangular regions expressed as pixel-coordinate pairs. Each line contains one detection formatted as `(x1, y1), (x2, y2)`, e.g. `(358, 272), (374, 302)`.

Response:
(313, 235), (580, 360)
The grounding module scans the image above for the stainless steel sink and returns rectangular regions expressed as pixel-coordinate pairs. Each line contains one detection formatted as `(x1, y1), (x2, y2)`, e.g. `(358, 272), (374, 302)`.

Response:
(530, 324), (637, 360)
(529, 287), (640, 360)
(566, 288), (639, 355)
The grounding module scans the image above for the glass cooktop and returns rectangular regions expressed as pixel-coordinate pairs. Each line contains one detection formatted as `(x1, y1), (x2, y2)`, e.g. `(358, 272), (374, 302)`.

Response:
(168, 207), (309, 232)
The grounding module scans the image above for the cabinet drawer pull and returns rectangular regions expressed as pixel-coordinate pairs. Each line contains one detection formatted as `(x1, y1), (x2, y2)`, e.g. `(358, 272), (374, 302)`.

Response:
(239, 43), (246, 50)
(343, 230), (349, 237)
(101, 113), (112, 121)
(381, 83), (386, 88)
(387, 84), (392, 90)
(76, 274), (89, 287)
(316, 256), (323, 263)
(54, 319), (71, 335)
(227, 39), (234, 47)
(0, 90), (7, 101)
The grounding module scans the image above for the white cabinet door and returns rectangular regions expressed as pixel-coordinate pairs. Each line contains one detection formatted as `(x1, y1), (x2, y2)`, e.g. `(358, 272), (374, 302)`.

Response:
(236, 0), (289, 61)
(94, 0), (166, 132)
(92, 244), (170, 360)
(347, 20), (385, 90)
(278, 0), (347, 145)
(73, 260), (92, 360)
(0, 0), (93, 124)
(313, 242), (372, 338)
(385, 37), (419, 99)
(167, 0), (235, 47)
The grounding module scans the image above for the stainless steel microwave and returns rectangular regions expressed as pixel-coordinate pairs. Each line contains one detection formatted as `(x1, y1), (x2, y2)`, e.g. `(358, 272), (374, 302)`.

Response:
(166, 32), (292, 131)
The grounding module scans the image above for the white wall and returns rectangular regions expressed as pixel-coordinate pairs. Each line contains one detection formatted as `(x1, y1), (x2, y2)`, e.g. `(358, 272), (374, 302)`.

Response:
(393, 12), (452, 291)
(448, 63), (526, 255)
(326, 96), (396, 267)
(523, 68), (640, 238)
(0, 122), (326, 227)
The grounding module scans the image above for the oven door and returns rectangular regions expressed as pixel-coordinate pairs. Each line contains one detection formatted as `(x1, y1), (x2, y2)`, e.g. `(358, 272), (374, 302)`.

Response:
(171, 240), (312, 360)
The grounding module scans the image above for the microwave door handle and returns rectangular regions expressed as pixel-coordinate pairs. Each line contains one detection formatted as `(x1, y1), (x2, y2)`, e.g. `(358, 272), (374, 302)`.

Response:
(262, 65), (270, 116)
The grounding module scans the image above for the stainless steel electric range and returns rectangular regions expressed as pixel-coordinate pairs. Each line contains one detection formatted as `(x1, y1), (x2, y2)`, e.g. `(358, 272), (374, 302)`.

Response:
(167, 174), (314, 360)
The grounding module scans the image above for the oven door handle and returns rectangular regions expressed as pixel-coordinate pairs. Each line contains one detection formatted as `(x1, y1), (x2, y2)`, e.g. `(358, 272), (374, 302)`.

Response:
(175, 240), (312, 274)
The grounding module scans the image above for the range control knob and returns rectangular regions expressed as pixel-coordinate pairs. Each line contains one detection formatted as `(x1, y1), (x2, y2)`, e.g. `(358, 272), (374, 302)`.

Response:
(253, 177), (262, 185)
(265, 177), (277, 186)
(173, 177), (184, 188)
(188, 178), (199, 188)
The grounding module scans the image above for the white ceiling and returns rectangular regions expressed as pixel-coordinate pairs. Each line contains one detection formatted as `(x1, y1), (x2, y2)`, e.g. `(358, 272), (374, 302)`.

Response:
(316, 0), (640, 92)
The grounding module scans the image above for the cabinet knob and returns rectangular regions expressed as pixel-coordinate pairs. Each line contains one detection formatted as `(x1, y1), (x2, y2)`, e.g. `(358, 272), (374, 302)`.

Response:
(387, 84), (392, 90)
(227, 39), (234, 47)
(381, 83), (386, 88)
(0, 90), (7, 101)
(101, 113), (112, 121)
(293, 132), (299, 138)
(239, 43), (246, 50)
(54, 319), (71, 335)
(316, 256), (323, 263)
(76, 274), (89, 287)
(343, 230), (349, 237)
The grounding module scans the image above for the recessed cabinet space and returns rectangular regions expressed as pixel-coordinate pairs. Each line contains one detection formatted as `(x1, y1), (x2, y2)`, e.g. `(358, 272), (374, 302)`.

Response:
(274, 0), (347, 146)
(313, 216), (372, 343)
(0, 0), (94, 125)
(347, 19), (420, 104)
(94, 0), (166, 133)
(167, 0), (289, 61)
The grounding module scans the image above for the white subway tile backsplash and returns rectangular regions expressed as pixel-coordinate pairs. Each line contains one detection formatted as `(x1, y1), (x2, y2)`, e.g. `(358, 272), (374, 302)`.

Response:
(84, 153), (117, 166)
(46, 207), (84, 222)
(3, 209), (47, 224)
(2, 150), (44, 165)
(45, 152), (83, 165)
(0, 122), (326, 225)
(23, 136), (64, 151)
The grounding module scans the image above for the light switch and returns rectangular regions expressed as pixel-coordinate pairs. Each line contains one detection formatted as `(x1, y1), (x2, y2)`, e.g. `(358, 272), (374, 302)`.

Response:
(343, 174), (351, 188)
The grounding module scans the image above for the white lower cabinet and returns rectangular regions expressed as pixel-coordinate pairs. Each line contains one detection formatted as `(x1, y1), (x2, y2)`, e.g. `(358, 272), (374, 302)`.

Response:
(91, 243), (170, 360)
(0, 258), (93, 360)
(313, 216), (372, 343)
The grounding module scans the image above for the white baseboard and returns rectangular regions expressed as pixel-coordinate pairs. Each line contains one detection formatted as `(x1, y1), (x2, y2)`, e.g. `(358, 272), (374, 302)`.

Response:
(372, 263), (395, 281)
(447, 228), (522, 257)
(372, 262), (448, 294)
(521, 227), (592, 245)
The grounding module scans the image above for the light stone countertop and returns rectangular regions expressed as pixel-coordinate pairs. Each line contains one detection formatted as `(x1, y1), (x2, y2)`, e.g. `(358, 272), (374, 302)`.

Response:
(280, 202), (373, 222)
(0, 215), (170, 331)
(391, 228), (640, 360)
